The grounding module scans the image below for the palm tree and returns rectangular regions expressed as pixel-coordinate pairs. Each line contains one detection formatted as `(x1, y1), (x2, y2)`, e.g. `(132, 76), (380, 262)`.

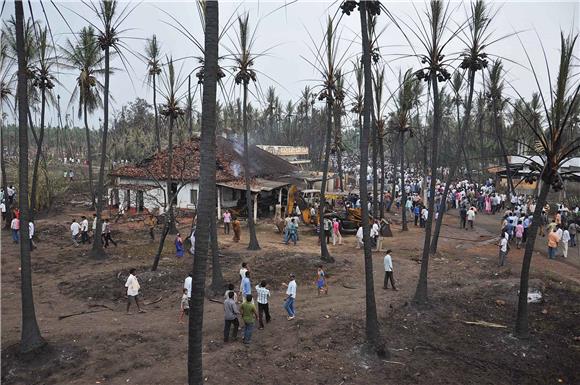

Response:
(486, 60), (515, 194)
(394, 0), (454, 305)
(303, 17), (349, 262)
(430, 0), (494, 254)
(514, 32), (580, 337)
(61, 26), (105, 210)
(189, 1), (219, 383)
(391, 69), (418, 231)
(230, 13), (261, 250)
(84, 0), (136, 259)
(14, 0), (45, 354)
(145, 34), (162, 152)
(340, 0), (385, 356)
(151, 57), (185, 271)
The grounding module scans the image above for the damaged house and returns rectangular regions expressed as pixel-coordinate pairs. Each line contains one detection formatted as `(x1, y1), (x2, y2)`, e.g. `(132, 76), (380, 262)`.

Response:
(108, 136), (299, 220)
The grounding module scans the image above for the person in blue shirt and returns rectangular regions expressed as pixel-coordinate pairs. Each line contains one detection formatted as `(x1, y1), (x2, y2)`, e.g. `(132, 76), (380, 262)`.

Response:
(413, 205), (421, 226)
(242, 271), (252, 302)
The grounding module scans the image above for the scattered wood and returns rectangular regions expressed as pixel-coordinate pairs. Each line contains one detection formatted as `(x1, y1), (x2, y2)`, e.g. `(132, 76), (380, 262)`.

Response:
(461, 320), (507, 328)
(209, 298), (224, 304)
(342, 284), (358, 290)
(58, 308), (111, 320)
(88, 303), (114, 310)
(144, 296), (163, 306)
(383, 360), (406, 365)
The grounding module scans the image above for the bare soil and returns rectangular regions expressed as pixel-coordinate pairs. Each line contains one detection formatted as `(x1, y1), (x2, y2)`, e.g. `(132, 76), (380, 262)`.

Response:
(2, 206), (579, 385)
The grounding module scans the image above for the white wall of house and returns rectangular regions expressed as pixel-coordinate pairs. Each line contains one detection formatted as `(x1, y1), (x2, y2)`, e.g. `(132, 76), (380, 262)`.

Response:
(110, 177), (200, 213)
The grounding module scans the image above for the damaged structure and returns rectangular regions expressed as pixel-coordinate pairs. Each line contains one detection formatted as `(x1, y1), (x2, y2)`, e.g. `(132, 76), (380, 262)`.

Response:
(108, 136), (300, 220)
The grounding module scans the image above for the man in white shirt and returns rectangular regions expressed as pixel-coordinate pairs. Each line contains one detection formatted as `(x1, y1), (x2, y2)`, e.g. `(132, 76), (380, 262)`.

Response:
(283, 273), (297, 320)
(80, 215), (89, 244)
(0, 200), (6, 222)
(356, 226), (364, 249)
(370, 220), (380, 248)
(125, 268), (146, 314)
(383, 250), (398, 290)
(561, 228), (570, 258)
(255, 281), (271, 329)
(184, 273), (192, 299)
(70, 219), (81, 246)
(499, 236), (509, 267)
(421, 207), (429, 228)
(29, 220), (36, 251)
(466, 207), (476, 230)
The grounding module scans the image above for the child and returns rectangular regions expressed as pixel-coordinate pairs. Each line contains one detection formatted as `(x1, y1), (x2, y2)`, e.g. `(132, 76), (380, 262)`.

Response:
(316, 265), (327, 295)
(179, 288), (189, 324)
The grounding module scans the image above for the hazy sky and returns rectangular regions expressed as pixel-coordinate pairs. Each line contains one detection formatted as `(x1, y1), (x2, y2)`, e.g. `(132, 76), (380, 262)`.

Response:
(2, 1), (579, 128)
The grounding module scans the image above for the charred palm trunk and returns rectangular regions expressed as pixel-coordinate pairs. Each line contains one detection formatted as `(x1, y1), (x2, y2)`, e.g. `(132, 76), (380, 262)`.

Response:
(379, 132), (385, 218)
(371, 114), (378, 219)
(1, 112), (10, 228)
(242, 83), (260, 250)
(153, 73), (160, 152)
(400, 131), (408, 231)
(333, 106), (344, 191)
(189, 1), (218, 383)
(359, 2), (383, 354)
(414, 74), (441, 305)
(319, 101), (334, 262)
(431, 70), (476, 254)
(515, 177), (550, 337)
(166, 117), (177, 234)
(493, 100), (514, 195)
(15, 0), (45, 353)
(90, 44), (111, 259)
(84, 99), (96, 209)
(30, 87), (46, 217)
(188, 75), (193, 137)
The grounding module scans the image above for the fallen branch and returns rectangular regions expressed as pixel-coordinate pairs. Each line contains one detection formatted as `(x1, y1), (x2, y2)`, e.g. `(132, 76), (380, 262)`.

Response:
(58, 308), (111, 320)
(88, 303), (114, 310)
(342, 284), (358, 290)
(209, 298), (224, 304)
(383, 360), (406, 365)
(144, 296), (163, 306)
(461, 320), (507, 328)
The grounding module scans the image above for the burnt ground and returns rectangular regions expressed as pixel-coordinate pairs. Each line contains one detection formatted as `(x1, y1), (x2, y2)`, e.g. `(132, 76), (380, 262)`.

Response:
(1, 206), (579, 385)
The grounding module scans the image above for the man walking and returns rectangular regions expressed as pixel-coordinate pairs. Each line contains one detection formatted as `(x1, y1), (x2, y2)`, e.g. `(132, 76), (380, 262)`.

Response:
(466, 207), (476, 230)
(102, 218), (118, 247)
(125, 268), (146, 314)
(499, 235), (509, 266)
(70, 218), (81, 247)
(11, 215), (20, 243)
(283, 273), (297, 320)
(240, 294), (258, 344)
(241, 271), (252, 302)
(255, 281), (271, 329)
(383, 250), (397, 290)
(547, 227), (560, 260)
(80, 216), (89, 244)
(224, 291), (240, 342)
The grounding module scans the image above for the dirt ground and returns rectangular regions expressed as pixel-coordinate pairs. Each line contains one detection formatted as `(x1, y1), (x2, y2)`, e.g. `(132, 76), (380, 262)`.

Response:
(2, 205), (579, 385)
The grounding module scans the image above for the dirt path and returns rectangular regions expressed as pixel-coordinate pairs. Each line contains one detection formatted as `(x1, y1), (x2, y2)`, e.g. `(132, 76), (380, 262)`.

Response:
(2, 207), (579, 385)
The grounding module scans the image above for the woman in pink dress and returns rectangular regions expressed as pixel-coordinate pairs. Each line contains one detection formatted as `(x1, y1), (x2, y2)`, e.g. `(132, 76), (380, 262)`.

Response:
(485, 195), (492, 214)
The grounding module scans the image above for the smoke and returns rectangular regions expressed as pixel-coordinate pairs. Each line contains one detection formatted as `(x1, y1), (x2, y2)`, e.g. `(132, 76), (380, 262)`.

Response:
(231, 162), (242, 178)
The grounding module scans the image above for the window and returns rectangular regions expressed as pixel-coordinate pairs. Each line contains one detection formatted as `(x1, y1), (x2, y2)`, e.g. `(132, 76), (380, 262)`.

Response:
(190, 189), (198, 205)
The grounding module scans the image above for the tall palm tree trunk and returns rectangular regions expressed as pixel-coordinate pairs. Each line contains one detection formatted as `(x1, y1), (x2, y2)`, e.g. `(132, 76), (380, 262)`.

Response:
(379, 134), (385, 218)
(242, 83), (260, 250)
(153, 73), (160, 152)
(389, 144), (396, 211)
(414, 75), (441, 305)
(359, 2), (383, 354)
(319, 102), (334, 262)
(83, 99), (96, 209)
(333, 107), (344, 191)
(188, 74), (193, 137)
(30, 88), (46, 217)
(399, 132), (408, 231)
(431, 70), (476, 254)
(515, 179), (550, 337)
(166, 117), (177, 234)
(90, 45), (110, 259)
(189, 2), (219, 383)
(371, 115), (378, 219)
(15, 0), (45, 353)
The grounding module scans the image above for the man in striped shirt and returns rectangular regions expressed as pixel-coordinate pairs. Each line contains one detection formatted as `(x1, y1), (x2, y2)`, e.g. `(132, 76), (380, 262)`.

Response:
(255, 281), (271, 329)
